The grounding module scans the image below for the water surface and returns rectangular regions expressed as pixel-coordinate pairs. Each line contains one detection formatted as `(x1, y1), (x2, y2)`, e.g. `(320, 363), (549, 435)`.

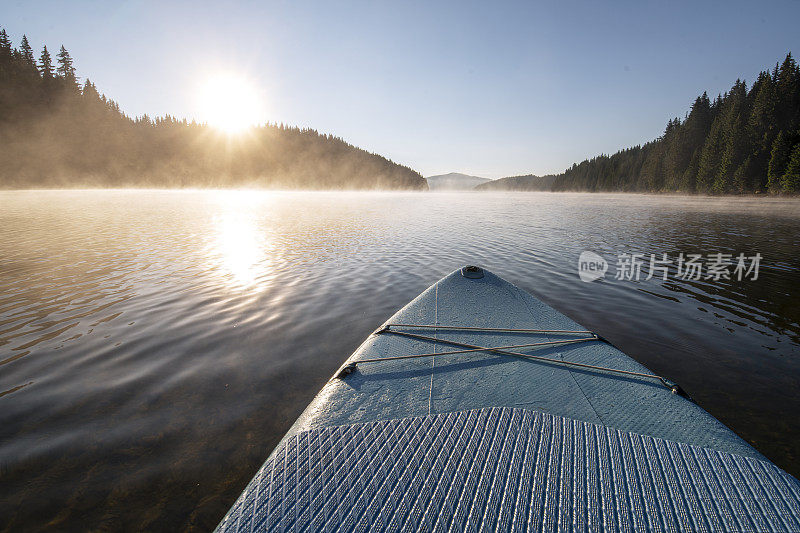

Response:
(1, 190), (798, 531)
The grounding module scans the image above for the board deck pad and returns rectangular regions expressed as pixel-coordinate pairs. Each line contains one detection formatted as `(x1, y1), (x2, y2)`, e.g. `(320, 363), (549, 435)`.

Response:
(218, 408), (800, 532)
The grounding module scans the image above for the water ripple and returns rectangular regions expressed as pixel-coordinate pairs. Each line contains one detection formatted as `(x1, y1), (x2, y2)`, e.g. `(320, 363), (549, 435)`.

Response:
(0, 190), (798, 531)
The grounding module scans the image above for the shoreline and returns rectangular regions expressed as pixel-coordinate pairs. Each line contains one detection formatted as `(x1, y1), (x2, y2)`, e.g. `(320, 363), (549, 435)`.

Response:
(3, 187), (799, 199)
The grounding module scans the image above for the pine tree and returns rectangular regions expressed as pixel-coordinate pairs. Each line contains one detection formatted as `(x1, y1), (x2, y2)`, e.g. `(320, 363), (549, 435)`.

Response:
(0, 30), (12, 85)
(712, 80), (748, 193)
(696, 121), (723, 192)
(748, 71), (776, 140)
(0, 29), (10, 56)
(716, 116), (746, 193)
(767, 131), (791, 191)
(662, 117), (685, 189)
(775, 53), (800, 132)
(82, 79), (100, 100)
(640, 142), (665, 190)
(781, 142), (800, 193)
(672, 92), (711, 191)
(56, 45), (77, 86)
(39, 45), (54, 78)
(732, 157), (751, 193)
(19, 35), (35, 66)
(746, 70), (778, 189)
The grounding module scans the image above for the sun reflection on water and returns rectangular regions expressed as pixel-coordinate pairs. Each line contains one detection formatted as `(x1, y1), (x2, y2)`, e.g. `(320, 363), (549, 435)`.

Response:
(207, 193), (276, 291)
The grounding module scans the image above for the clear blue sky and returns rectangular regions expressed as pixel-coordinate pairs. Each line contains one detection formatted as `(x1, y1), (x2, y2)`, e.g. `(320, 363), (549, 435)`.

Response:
(4, 1), (800, 178)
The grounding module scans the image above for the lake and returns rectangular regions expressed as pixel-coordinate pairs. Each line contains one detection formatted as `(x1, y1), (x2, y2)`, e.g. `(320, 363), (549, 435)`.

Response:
(1, 190), (798, 531)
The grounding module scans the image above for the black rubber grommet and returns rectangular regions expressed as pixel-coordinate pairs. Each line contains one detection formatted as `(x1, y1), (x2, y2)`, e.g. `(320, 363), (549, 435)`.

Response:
(461, 266), (484, 279)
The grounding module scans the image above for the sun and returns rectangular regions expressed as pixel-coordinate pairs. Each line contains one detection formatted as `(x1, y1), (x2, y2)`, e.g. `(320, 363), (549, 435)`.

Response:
(198, 74), (264, 135)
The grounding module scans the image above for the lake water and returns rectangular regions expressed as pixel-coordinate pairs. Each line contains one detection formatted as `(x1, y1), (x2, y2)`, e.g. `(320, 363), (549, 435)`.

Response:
(1, 190), (799, 531)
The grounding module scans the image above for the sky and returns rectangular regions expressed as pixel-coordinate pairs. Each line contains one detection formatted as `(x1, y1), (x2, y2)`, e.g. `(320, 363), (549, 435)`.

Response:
(3, 1), (800, 179)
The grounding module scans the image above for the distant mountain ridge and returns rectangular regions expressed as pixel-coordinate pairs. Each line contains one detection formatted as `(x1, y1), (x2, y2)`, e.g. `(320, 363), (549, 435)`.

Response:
(425, 172), (491, 190)
(475, 174), (557, 191)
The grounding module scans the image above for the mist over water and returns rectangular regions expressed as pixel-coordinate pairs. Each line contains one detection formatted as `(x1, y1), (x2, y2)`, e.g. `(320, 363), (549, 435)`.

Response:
(1, 190), (799, 531)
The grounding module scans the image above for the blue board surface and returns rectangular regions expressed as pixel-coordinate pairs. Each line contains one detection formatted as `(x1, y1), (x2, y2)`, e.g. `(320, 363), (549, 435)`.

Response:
(218, 267), (799, 531)
(279, 267), (758, 458)
(218, 408), (800, 532)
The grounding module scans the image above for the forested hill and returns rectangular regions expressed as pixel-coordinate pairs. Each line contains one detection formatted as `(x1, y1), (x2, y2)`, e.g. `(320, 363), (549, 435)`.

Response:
(552, 53), (800, 194)
(0, 29), (427, 190)
(475, 174), (557, 191)
(425, 173), (491, 190)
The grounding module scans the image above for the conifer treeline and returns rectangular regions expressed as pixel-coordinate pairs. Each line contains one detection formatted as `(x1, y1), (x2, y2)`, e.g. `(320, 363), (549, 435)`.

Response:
(0, 29), (427, 190)
(552, 53), (800, 194)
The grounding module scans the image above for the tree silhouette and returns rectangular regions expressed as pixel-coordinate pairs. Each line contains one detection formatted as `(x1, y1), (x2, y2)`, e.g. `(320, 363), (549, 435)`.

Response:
(38, 45), (54, 78)
(0, 29), (10, 56)
(783, 143), (800, 192)
(56, 45), (77, 86)
(19, 35), (35, 66)
(768, 131), (791, 191)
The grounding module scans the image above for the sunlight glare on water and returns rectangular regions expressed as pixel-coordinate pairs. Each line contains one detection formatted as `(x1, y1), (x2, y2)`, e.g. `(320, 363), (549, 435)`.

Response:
(207, 192), (278, 291)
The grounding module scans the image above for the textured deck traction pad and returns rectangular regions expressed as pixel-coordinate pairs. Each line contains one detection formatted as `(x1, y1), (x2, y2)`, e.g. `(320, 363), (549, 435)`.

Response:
(219, 408), (800, 532)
